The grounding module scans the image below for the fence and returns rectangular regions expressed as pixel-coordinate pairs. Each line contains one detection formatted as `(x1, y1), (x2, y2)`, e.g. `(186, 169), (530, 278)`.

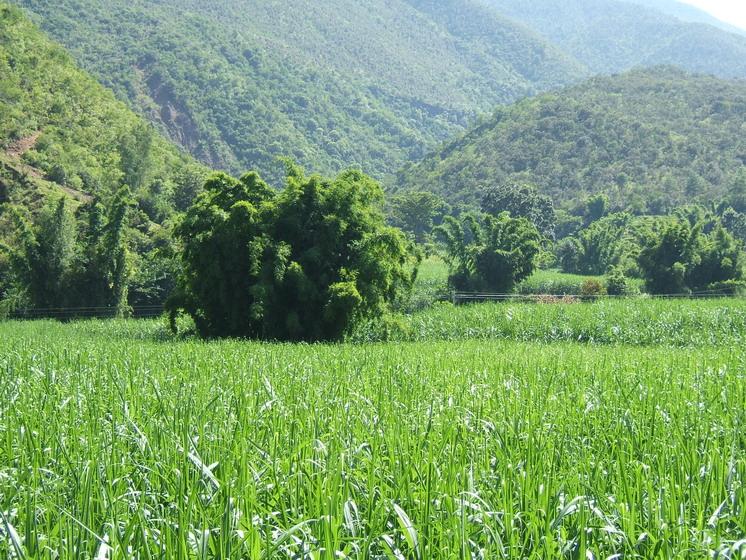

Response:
(3, 305), (165, 321)
(449, 288), (746, 304)
(1, 290), (744, 322)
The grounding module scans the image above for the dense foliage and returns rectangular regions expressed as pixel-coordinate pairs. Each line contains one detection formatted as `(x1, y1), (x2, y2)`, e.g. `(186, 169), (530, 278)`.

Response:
(481, 183), (556, 239)
(436, 213), (541, 292)
(14, 0), (746, 188)
(14, 0), (581, 184)
(0, 4), (211, 314)
(556, 213), (666, 275)
(169, 167), (416, 340)
(0, 3), (201, 213)
(396, 68), (746, 211)
(638, 220), (744, 294)
(0, 192), (134, 315)
(387, 190), (450, 244)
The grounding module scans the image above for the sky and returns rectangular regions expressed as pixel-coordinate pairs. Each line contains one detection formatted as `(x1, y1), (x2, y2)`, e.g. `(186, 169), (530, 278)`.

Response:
(681, 0), (746, 30)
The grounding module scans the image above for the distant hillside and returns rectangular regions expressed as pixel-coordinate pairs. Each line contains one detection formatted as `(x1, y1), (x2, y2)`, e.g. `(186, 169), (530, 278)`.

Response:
(12, 0), (746, 189)
(0, 3), (201, 219)
(483, 0), (746, 77)
(13, 0), (584, 184)
(395, 69), (746, 213)
(622, 0), (746, 35)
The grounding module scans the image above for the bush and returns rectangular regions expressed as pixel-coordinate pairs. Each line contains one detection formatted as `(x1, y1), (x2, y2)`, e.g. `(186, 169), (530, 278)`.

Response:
(638, 221), (744, 294)
(169, 166), (417, 341)
(605, 267), (633, 296)
(45, 163), (67, 185)
(580, 278), (607, 300)
(436, 212), (542, 294)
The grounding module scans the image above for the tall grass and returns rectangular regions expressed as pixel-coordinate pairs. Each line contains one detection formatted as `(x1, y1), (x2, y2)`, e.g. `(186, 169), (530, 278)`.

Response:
(353, 298), (746, 346)
(1, 316), (744, 558)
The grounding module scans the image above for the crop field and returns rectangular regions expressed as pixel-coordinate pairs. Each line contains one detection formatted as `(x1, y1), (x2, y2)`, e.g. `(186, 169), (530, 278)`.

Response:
(1, 301), (745, 559)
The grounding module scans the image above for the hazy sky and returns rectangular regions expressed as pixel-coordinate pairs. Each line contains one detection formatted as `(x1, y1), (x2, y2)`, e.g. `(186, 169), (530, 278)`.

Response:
(681, 0), (746, 30)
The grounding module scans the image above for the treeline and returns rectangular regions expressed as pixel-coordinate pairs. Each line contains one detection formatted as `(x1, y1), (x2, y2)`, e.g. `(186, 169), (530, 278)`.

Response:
(391, 182), (746, 297)
(0, 188), (171, 316)
(2, 167), (745, 339)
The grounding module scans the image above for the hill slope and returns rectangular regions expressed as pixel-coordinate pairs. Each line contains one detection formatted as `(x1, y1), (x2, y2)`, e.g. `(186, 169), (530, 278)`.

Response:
(622, 0), (746, 36)
(0, 3), (201, 216)
(395, 68), (746, 212)
(483, 0), (746, 77)
(13, 0), (584, 183)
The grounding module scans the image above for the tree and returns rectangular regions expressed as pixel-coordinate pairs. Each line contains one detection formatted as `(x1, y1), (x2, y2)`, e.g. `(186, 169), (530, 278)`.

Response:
(67, 188), (135, 316)
(556, 237), (582, 273)
(721, 207), (746, 246)
(168, 172), (277, 338)
(118, 123), (154, 191)
(638, 220), (744, 294)
(388, 191), (449, 244)
(0, 198), (77, 310)
(172, 166), (207, 212)
(436, 212), (541, 293)
(556, 212), (667, 276)
(584, 193), (609, 226)
(169, 166), (417, 340)
(481, 184), (556, 239)
(100, 186), (134, 316)
(725, 169), (746, 213)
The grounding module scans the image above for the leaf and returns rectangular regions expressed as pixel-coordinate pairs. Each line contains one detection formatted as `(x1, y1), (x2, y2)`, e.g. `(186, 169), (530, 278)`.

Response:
(392, 503), (420, 560)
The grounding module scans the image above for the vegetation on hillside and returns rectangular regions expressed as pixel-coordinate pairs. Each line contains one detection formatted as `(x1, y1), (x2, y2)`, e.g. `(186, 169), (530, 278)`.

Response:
(396, 68), (746, 212)
(0, 4), (210, 314)
(8, 0), (746, 192)
(485, 0), (746, 76)
(0, 3), (202, 211)
(14, 0), (583, 183)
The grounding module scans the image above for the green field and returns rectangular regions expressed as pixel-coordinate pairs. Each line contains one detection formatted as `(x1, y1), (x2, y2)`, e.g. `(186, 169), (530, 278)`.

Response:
(1, 301), (745, 559)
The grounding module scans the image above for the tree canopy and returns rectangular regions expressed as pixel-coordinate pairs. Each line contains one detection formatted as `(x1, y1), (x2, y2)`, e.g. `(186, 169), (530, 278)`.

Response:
(436, 213), (541, 293)
(481, 184), (556, 239)
(638, 220), (744, 294)
(397, 69), (746, 213)
(169, 166), (417, 340)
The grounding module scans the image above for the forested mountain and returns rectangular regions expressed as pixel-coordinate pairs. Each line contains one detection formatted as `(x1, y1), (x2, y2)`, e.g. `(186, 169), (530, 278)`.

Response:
(12, 0), (746, 186)
(13, 0), (584, 183)
(482, 0), (746, 76)
(0, 3), (202, 216)
(396, 68), (746, 213)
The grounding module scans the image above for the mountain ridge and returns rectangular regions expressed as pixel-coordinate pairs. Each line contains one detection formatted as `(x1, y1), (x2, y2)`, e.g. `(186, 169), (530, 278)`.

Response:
(395, 67), (746, 213)
(14, 0), (586, 183)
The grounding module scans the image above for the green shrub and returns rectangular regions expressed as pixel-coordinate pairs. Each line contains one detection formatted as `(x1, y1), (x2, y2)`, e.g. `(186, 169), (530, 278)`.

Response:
(580, 278), (607, 300)
(170, 166), (417, 341)
(605, 267), (633, 296)
(436, 212), (541, 293)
